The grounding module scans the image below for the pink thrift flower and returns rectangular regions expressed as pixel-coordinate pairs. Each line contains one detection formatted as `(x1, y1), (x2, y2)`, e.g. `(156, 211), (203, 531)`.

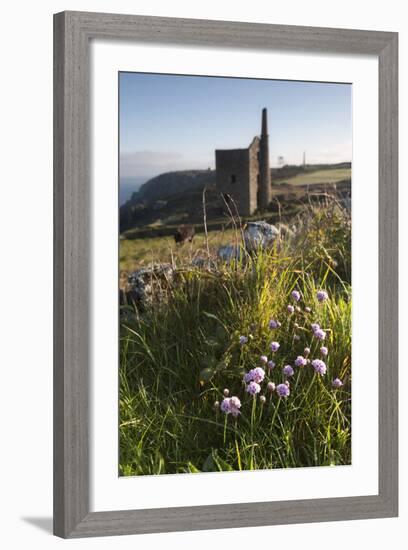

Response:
(316, 290), (329, 303)
(295, 355), (307, 367)
(246, 381), (261, 396)
(291, 290), (301, 302)
(267, 382), (276, 392)
(283, 365), (295, 377)
(276, 383), (290, 398)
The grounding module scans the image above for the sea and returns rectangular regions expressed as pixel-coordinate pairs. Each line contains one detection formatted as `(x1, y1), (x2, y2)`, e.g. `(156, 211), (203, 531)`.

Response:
(119, 176), (148, 205)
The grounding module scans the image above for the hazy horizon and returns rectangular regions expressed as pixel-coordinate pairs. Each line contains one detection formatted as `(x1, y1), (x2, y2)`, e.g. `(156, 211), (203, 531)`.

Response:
(120, 72), (352, 183)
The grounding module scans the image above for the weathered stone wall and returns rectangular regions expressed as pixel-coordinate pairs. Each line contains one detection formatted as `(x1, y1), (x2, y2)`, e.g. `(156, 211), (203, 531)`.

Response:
(215, 148), (253, 216)
(215, 109), (271, 216)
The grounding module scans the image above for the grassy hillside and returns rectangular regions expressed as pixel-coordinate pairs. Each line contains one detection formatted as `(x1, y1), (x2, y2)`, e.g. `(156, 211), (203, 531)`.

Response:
(274, 167), (351, 186)
(120, 163), (351, 234)
(120, 228), (237, 273)
(119, 199), (352, 475)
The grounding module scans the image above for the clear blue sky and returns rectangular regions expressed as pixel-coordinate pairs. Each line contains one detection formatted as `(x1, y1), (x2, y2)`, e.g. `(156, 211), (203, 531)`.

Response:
(120, 72), (351, 180)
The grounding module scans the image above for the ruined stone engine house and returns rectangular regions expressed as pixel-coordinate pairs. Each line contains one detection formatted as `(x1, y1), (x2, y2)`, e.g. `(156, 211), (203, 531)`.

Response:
(215, 108), (272, 216)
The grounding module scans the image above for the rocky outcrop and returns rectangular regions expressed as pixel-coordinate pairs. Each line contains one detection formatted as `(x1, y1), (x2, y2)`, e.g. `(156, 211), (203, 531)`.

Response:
(244, 221), (280, 252)
(122, 263), (175, 309)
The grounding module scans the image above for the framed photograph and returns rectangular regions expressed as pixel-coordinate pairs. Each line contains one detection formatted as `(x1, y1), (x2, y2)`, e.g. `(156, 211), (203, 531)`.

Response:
(53, 11), (398, 538)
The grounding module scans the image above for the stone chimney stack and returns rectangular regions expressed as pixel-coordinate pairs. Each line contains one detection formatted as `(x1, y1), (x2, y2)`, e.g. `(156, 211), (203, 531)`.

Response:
(259, 108), (272, 210)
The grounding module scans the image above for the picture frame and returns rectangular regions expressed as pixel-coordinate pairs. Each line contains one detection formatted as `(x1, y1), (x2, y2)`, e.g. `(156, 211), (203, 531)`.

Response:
(53, 10), (398, 538)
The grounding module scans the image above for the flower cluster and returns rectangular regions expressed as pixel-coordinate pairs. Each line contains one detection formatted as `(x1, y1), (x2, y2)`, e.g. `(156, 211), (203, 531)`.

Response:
(267, 381), (276, 392)
(294, 355), (307, 367)
(316, 290), (329, 303)
(311, 323), (326, 341)
(243, 367), (265, 384)
(217, 287), (344, 419)
(332, 378), (343, 388)
(270, 341), (280, 352)
(220, 396), (241, 417)
(276, 383), (290, 398)
(291, 290), (301, 302)
(246, 381), (261, 396)
(311, 359), (327, 376)
(282, 365), (294, 378)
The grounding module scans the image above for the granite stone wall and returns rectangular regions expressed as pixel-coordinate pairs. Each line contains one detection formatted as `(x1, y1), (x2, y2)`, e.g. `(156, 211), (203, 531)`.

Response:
(215, 148), (253, 216)
(215, 109), (271, 216)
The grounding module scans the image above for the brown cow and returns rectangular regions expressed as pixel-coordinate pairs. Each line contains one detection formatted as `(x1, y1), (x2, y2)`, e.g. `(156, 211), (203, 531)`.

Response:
(174, 224), (195, 244)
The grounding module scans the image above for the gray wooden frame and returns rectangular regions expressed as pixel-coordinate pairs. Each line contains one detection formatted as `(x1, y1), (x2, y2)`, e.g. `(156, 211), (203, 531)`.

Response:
(53, 11), (398, 538)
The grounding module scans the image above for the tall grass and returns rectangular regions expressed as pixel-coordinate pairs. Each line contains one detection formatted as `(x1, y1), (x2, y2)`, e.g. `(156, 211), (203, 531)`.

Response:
(119, 202), (351, 475)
